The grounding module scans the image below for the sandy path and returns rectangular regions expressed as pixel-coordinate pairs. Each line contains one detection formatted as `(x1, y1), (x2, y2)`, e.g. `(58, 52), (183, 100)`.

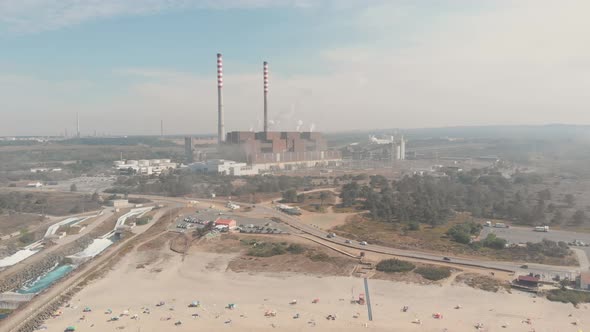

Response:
(573, 248), (590, 271)
(41, 248), (588, 332)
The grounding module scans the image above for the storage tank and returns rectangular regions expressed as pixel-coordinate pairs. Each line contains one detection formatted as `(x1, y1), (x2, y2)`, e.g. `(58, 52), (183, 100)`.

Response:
(127, 160), (138, 165)
(113, 160), (125, 167)
(138, 160), (149, 166)
(160, 159), (170, 163)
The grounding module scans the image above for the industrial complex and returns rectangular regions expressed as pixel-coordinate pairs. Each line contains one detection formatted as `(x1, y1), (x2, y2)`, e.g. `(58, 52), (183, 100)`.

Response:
(185, 53), (343, 176)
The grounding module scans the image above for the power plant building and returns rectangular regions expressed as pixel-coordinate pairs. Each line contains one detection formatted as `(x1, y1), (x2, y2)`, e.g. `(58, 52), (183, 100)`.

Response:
(208, 54), (341, 173)
(225, 131), (341, 169)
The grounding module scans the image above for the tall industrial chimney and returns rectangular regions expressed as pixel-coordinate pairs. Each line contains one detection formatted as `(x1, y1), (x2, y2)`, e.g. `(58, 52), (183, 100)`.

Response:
(263, 61), (269, 133)
(217, 53), (225, 143)
(160, 119), (164, 137)
(76, 112), (80, 138)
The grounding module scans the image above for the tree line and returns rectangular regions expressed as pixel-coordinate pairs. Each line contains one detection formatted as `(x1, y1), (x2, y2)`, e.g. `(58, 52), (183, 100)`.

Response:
(107, 172), (318, 198)
(340, 169), (587, 227)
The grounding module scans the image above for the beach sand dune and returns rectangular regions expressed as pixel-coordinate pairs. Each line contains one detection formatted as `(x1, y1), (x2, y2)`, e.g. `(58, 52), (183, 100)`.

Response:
(43, 247), (587, 331)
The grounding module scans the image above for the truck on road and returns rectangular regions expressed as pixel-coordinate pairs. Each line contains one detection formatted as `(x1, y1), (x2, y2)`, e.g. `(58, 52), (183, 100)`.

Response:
(534, 226), (549, 232)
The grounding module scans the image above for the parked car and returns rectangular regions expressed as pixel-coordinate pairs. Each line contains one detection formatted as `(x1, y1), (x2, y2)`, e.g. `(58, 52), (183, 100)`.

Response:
(359, 241), (368, 246)
(443, 257), (451, 261)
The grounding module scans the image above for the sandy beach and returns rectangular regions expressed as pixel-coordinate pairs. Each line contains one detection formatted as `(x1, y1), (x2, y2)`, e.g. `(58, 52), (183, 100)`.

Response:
(40, 244), (588, 332)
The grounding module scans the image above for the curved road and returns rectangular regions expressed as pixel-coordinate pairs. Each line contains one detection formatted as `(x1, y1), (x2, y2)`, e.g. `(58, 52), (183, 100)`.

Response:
(135, 194), (582, 279)
(253, 204), (580, 278)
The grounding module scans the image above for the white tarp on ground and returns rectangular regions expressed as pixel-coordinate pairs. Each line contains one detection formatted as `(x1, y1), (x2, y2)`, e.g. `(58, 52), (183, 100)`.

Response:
(43, 213), (98, 238)
(0, 249), (39, 268)
(102, 207), (153, 239)
(43, 217), (82, 238)
(116, 207), (152, 228)
(68, 238), (113, 261)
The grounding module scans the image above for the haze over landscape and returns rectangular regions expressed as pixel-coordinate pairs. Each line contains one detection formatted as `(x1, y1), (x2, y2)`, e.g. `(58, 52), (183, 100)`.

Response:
(3, 2), (590, 332)
(1, 0), (590, 136)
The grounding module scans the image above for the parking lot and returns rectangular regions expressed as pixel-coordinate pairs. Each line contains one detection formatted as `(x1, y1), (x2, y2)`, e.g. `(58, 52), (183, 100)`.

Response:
(481, 226), (590, 268)
(169, 208), (291, 235)
(53, 175), (117, 193)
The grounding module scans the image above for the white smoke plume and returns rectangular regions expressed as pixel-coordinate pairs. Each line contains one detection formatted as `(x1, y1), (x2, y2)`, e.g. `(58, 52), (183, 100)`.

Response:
(296, 119), (303, 132)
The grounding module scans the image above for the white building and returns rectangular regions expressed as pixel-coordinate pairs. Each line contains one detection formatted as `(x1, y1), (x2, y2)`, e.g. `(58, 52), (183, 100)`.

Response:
(189, 159), (260, 176)
(108, 199), (129, 208)
(114, 159), (178, 175)
(30, 168), (62, 173)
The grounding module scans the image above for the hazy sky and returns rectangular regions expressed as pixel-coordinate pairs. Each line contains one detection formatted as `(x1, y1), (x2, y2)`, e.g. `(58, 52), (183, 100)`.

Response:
(1, 0), (589, 136)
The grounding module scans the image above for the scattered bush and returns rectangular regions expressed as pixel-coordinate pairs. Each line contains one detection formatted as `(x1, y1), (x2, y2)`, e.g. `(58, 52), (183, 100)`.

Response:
(282, 189), (298, 203)
(286, 243), (305, 254)
(128, 197), (151, 204)
(247, 242), (287, 257)
(547, 289), (590, 305)
(136, 216), (152, 225)
(18, 232), (35, 244)
(415, 266), (452, 281)
(376, 259), (416, 273)
(308, 252), (331, 262)
(526, 239), (570, 258)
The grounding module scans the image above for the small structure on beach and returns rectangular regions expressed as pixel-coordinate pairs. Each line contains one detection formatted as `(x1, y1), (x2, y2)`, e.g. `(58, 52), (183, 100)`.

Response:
(512, 275), (541, 292)
(516, 275), (540, 288)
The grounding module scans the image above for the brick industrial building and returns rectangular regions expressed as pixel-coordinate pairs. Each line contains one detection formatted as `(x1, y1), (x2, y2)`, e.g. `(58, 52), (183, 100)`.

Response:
(225, 131), (341, 166)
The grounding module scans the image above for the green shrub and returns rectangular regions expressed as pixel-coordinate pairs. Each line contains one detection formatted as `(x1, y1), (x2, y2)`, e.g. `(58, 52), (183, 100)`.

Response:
(449, 231), (471, 244)
(376, 259), (416, 273)
(482, 233), (507, 249)
(415, 266), (452, 281)
(408, 222), (420, 231)
(447, 221), (482, 244)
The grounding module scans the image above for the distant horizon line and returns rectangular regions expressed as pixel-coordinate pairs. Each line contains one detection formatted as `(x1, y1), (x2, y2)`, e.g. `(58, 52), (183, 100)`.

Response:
(2, 123), (589, 138)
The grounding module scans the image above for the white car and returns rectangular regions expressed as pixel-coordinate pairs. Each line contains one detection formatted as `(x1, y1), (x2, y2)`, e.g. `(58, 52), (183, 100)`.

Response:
(359, 241), (368, 246)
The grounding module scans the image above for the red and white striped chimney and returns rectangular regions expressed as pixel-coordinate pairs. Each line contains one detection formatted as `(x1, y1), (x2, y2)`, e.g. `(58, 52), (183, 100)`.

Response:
(217, 53), (224, 143)
(263, 61), (269, 133)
